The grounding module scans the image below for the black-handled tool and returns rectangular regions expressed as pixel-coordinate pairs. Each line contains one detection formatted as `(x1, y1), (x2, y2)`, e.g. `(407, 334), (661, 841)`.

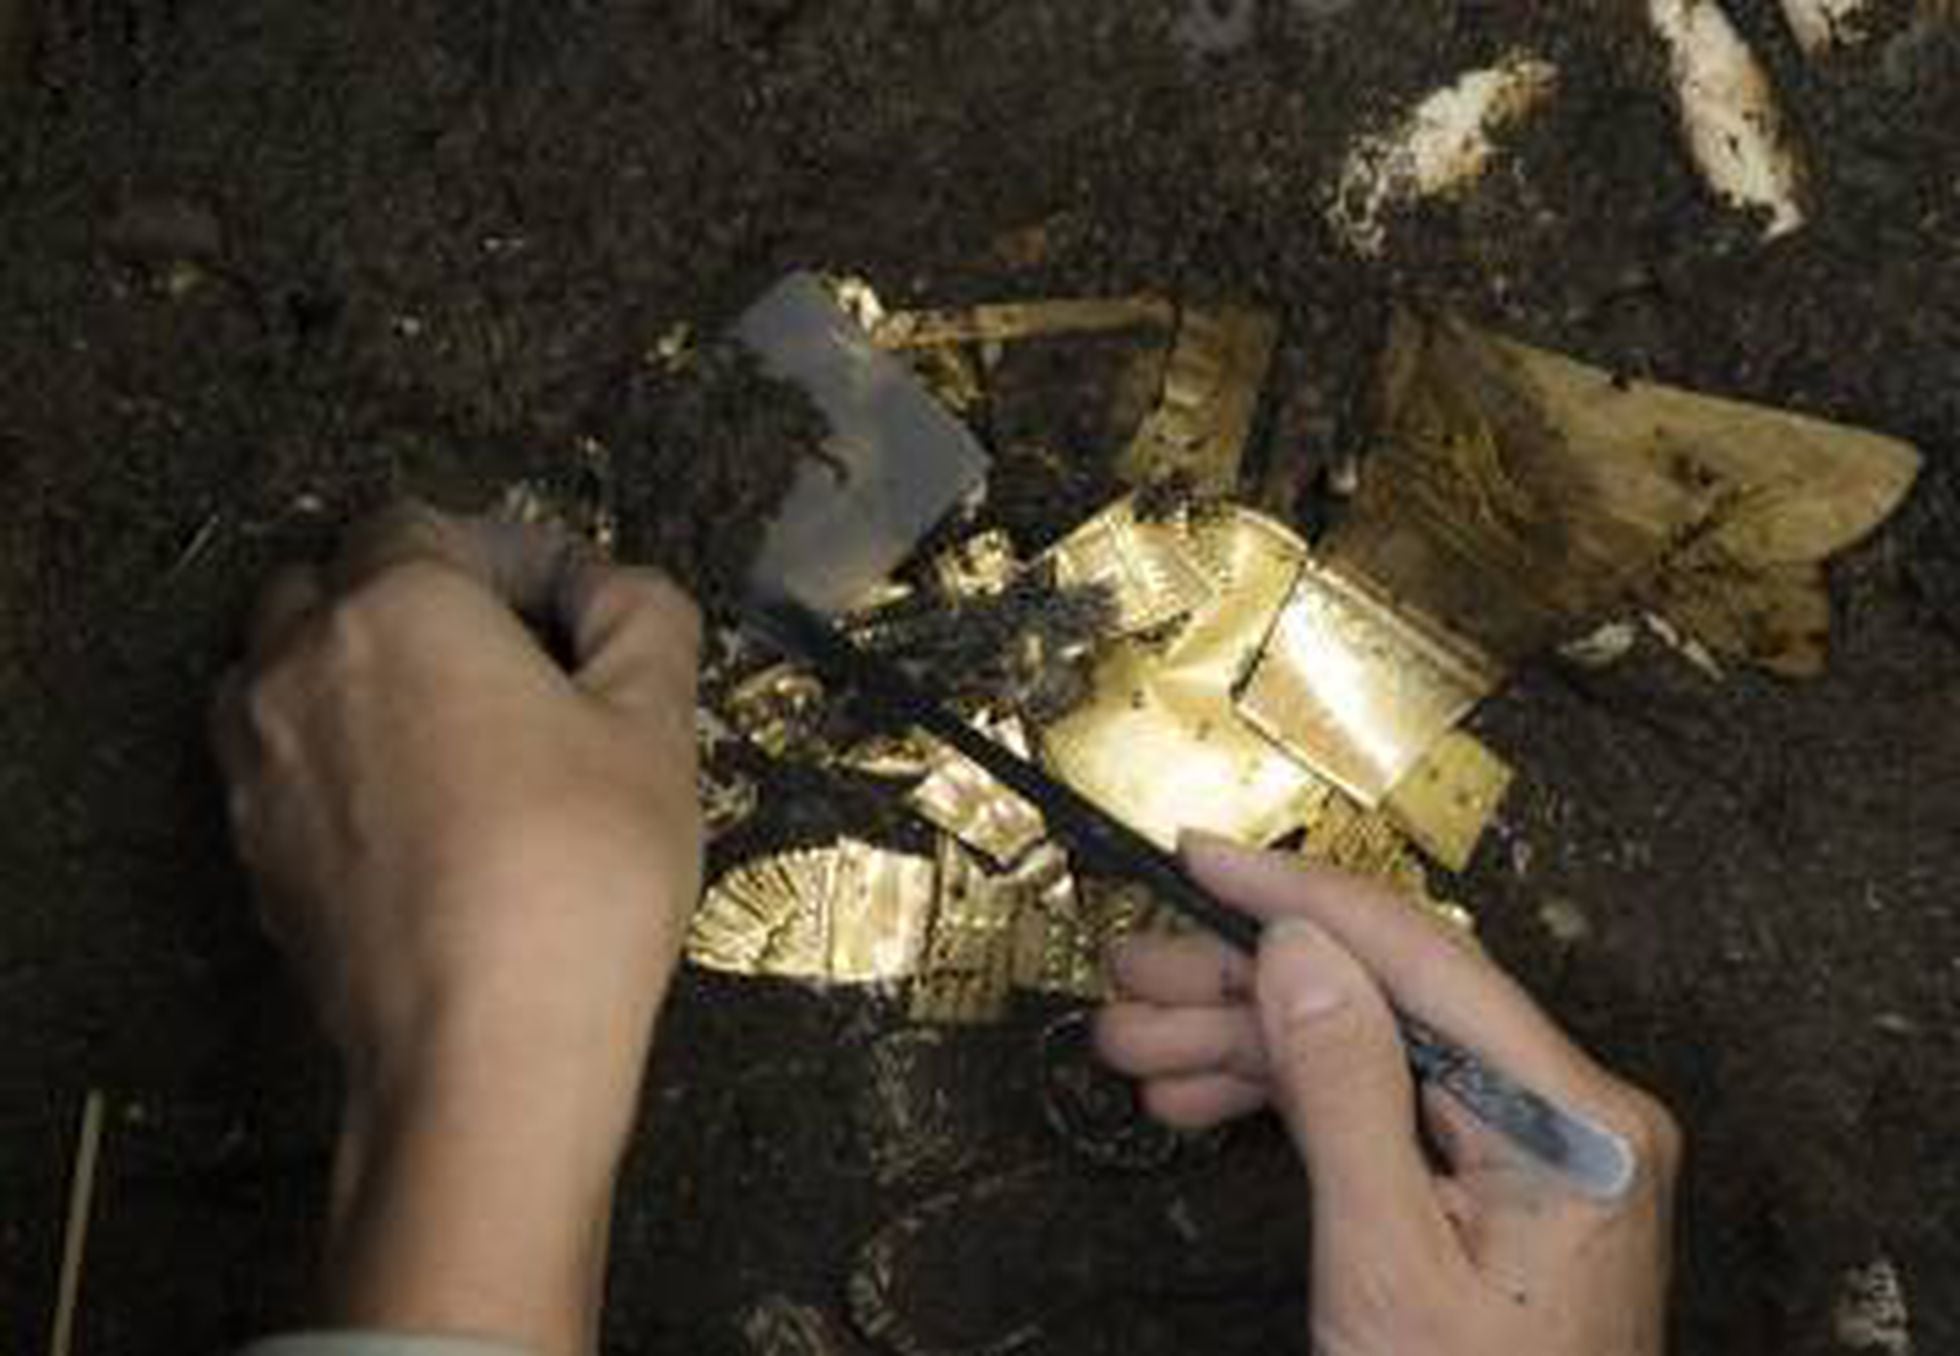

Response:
(752, 595), (1637, 1202)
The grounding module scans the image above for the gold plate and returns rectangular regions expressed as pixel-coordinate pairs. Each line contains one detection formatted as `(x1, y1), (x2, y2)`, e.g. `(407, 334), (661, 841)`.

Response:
(1039, 505), (1334, 850)
(908, 715), (1049, 868)
(1117, 305), (1279, 495)
(908, 838), (1021, 1024)
(687, 840), (935, 984)
(1382, 730), (1515, 872)
(1329, 310), (1920, 673)
(1043, 497), (1219, 637)
(1235, 558), (1501, 806)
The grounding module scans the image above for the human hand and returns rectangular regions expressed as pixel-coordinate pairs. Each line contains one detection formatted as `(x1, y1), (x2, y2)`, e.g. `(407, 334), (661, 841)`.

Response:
(213, 502), (703, 1354)
(1095, 836), (1679, 1356)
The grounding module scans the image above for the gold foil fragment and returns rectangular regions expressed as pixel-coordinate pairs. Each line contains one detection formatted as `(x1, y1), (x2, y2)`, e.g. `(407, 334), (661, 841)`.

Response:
(907, 342), (988, 414)
(1008, 843), (1096, 998)
(1117, 305), (1279, 495)
(822, 274), (889, 332)
(1382, 731), (1515, 872)
(1040, 505), (1335, 850)
(1299, 796), (1472, 932)
(908, 715), (1049, 868)
(492, 440), (618, 555)
(909, 838), (1021, 1024)
(687, 840), (935, 984)
(871, 297), (1176, 350)
(1043, 496), (1218, 637)
(836, 731), (938, 780)
(700, 767), (761, 841)
(1235, 558), (1502, 806)
(726, 664), (828, 760)
(932, 529), (1020, 600)
(1012, 867), (1170, 1001)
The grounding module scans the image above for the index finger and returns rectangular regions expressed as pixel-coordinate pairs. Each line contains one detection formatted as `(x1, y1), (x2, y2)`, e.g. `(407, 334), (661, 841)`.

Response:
(332, 500), (588, 621)
(1180, 833), (1623, 1118)
(332, 502), (701, 707)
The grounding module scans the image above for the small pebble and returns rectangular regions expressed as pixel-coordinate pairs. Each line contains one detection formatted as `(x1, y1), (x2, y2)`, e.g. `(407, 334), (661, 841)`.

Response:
(1872, 1012), (1918, 1038)
(1537, 896), (1592, 947)
(1834, 1256), (1913, 1355)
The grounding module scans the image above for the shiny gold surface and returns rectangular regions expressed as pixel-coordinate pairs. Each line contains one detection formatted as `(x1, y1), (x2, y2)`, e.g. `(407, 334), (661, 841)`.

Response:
(687, 840), (935, 984)
(931, 528), (1020, 600)
(836, 731), (938, 780)
(908, 715), (1049, 868)
(1383, 730), (1515, 872)
(1235, 558), (1502, 806)
(725, 663), (829, 760)
(1040, 504), (1334, 850)
(1043, 497), (1219, 637)
(1117, 305), (1279, 495)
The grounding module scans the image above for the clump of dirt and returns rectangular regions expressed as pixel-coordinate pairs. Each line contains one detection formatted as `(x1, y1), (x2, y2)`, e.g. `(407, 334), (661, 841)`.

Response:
(605, 340), (819, 605)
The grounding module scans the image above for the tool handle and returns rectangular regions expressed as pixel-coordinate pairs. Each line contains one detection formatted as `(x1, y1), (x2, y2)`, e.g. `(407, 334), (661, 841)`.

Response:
(753, 598), (1636, 1201)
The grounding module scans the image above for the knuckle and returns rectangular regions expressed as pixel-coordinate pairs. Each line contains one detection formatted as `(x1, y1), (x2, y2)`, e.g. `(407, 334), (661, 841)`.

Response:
(340, 557), (465, 622)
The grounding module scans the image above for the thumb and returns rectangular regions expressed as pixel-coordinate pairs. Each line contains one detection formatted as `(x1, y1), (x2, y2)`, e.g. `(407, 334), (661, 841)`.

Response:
(1257, 918), (1456, 1273)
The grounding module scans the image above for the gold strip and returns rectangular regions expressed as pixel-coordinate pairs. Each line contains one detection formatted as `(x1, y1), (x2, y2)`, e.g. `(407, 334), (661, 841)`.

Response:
(1117, 305), (1279, 495)
(871, 296), (1176, 350)
(907, 715), (1048, 868)
(908, 838), (1020, 1025)
(1004, 842), (1102, 998)
(836, 731), (937, 780)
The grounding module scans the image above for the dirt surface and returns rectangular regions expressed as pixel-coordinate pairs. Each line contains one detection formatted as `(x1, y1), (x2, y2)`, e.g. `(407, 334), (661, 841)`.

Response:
(2, 2), (1958, 1354)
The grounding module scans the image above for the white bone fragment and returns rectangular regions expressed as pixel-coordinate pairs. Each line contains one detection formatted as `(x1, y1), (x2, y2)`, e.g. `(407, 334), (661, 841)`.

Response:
(1650, 0), (1806, 237)
(1327, 52), (1559, 256)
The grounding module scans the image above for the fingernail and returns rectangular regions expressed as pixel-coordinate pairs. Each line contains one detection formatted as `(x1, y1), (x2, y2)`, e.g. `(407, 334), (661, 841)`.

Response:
(1262, 917), (1351, 1021)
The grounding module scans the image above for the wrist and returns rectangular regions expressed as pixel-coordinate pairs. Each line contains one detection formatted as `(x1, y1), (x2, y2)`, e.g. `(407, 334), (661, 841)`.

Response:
(340, 937), (678, 1161)
(321, 984), (666, 1355)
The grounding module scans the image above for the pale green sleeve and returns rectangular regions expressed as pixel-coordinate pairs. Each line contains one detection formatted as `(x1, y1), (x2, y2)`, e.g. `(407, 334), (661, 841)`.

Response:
(239, 1335), (535, 1356)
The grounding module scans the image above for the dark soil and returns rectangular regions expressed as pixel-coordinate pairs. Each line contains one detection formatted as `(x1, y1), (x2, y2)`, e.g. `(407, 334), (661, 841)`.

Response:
(3, 2), (1958, 1354)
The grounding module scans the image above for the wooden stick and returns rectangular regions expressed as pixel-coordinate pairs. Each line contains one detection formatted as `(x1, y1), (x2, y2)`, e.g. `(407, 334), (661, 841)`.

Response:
(48, 1091), (106, 1356)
